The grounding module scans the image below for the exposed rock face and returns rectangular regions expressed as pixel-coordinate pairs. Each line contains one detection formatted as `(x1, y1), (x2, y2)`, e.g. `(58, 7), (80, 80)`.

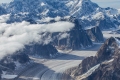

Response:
(4, 0), (69, 23)
(24, 44), (58, 58)
(12, 52), (30, 64)
(0, 6), (7, 15)
(25, 19), (37, 24)
(0, 52), (30, 70)
(85, 37), (120, 80)
(87, 53), (120, 80)
(26, 17), (93, 51)
(0, 52), (30, 78)
(86, 26), (104, 42)
(68, 37), (120, 80)
(80, 15), (118, 30)
(51, 17), (93, 50)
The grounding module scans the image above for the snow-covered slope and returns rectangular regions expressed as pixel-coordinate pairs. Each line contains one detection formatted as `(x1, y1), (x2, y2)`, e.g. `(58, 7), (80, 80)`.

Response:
(68, 0), (120, 29)
(66, 0), (99, 17)
(4, 0), (69, 23)
(0, 0), (120, 29)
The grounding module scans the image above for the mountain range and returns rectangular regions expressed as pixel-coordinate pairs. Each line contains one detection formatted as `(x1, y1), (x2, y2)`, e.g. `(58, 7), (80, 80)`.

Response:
(0, 0), (120, 79)
(0, 0), (120, 29)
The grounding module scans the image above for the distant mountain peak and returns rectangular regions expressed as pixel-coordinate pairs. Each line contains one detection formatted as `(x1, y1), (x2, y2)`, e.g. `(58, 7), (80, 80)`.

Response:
(0, 0), (119, 29)
(67, 0), (99, 17)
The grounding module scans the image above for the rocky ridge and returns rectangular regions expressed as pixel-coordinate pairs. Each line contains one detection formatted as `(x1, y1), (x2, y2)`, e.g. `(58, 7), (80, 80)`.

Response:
(64, 37), (120, 80)
(86, 26), (104, 42)
(50, 17), (93, 50)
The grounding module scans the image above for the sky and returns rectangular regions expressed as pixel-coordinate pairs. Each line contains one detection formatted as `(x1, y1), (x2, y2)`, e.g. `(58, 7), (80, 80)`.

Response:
(0, 0), (120, 9)
(91, 0), (120, 9)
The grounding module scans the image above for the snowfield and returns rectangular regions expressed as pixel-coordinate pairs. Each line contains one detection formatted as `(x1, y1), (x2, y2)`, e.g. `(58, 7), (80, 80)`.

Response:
(17, 43), (101, 80)
(15, 31), (120, 80)
(103, 31), (120, 39)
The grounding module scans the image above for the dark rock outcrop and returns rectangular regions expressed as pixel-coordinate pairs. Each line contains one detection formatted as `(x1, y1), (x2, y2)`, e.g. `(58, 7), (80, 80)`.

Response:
(0, 51), (30, 79)
(51, 17), (93, 50)
(0, 6), (7, 15)
(12, 52), (30, 64)
(87, 53), (120, 80)
(0, 52), (30, 80)
(86, 26), (104, 42)
(69, 37), (120, 80)
(25, 19), (37, 24)
(84, 37), (120, 80)
(24, 44), (58, 58)
(0, 52), (30, 71)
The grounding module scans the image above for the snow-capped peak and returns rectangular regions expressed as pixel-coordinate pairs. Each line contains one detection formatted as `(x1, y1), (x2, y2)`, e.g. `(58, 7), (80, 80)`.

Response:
(0, 0), (119, 29)
(66, 0), (99, 17)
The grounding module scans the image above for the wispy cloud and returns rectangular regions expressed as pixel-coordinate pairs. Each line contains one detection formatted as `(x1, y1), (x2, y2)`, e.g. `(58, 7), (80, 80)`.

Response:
(0, 14), (75, 59)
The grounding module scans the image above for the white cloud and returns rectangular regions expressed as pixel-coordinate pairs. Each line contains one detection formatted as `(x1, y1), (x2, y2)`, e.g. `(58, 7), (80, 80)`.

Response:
(44, 21), (74, 32)
(0, 19), (74, 59)
(0, 14), (10, 23)
(58, 33), (69, 40)
(39, 16), (61, 23)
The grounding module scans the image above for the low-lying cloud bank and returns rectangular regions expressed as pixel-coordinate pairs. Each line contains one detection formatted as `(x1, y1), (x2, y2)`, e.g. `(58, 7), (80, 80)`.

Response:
(0, 20), (74, 59)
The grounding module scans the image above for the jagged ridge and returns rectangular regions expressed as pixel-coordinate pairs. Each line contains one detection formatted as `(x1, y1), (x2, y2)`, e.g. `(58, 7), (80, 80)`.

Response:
(67, 37), (120, 80)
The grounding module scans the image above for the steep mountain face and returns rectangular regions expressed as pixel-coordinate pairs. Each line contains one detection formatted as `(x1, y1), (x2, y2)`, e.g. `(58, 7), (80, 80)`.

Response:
(7, 0), (68, 15)
(0, 52), (30, 71)
(24, 44), (58, 58)
(4, 0), (69, 23)
(67, 0), (120, 29)
(80, 13), (118, 29)
(16, 17), (92, 50)
(66, 0), (99, 17)
(0, 52), (30, 79)
(50, 17), (92, 50)
(0, 0), (119, 29)
(86, 26), (104, 42)
(67, 37), (120, 80)
(0, 6), (7, 15)
(87, 53), (120, 80)
(84, 37), (120, 80)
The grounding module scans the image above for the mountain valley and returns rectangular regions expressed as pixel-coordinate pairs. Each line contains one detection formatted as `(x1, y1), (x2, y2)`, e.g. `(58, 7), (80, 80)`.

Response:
(0, 0), (120, 80)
